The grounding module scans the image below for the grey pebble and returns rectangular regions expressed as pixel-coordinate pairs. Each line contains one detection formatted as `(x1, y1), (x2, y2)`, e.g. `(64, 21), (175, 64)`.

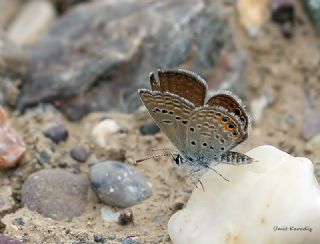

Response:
(93, 234), (104, 243)
(36, 150), (51, 164)
(14, 217), (25, 226)
(139, 122), (160, 135)
(108, 233), (116, 240)
(120, 237), (142, 244)
(21, 169), (89, 220)
(43, 124), (69, 144)
(70, 146), (90, 163)
(90, 161), (152, 208)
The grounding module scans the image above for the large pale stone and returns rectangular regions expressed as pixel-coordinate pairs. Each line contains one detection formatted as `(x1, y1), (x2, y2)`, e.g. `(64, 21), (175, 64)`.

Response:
(168, 145), (320, 244)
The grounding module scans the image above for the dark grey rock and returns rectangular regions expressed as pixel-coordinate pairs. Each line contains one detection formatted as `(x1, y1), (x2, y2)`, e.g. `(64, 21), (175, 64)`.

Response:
(271, 0), (295, 38)
(21, 169), (89, 220)
(90, 161), (152, 208)
(43, 123), (69, 144)
(302, 0), (320, 32)
(70, 146), (90, 162)
(0, 32), (26, 107)
(0, 234), (23, 244)
(19, 0), (243, 120)
(139, 122), (160, 135)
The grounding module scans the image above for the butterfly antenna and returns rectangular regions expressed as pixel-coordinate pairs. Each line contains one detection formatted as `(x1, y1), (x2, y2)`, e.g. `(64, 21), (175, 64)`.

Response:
(151, 148), (176, 152)
(207, 166), (229, 182)
(134, 153), (174, 165)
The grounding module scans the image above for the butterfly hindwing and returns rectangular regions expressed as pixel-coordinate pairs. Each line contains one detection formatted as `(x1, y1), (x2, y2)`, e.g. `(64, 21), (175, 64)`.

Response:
(185, 106), (247, 164)
(206, 90), (251, 131)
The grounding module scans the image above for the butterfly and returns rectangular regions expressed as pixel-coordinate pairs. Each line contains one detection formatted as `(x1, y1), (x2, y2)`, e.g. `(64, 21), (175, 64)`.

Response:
(137, 69), (254, 189)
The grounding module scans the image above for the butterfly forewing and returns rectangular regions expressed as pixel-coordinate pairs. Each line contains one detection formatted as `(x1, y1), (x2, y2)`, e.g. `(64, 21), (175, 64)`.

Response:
(150, 69), (207, 106)
(139, 89), (194, 154)
(185, 106), (248, 164)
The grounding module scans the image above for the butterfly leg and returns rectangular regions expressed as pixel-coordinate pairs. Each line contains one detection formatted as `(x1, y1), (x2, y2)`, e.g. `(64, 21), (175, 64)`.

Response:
(206, 166), (229, 182)
(188, 167), (206, 192)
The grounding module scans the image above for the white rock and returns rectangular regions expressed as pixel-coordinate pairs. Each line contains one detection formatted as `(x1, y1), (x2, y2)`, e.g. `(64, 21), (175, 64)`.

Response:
(7, 0), (56, 46)
(168, 145), (320, 244)
(91, 119), (120, 147)
(100, 207), (119, 222)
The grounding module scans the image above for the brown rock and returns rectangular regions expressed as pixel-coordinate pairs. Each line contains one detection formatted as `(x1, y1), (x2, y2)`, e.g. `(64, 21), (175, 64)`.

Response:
(0, 106), (25, 169)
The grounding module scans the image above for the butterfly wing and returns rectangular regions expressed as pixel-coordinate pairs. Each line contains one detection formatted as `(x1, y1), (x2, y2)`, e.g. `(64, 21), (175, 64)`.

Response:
(185, 106), (248, 164)
(206, 90), (251, 131)
(149, 69), (207, 106)
(139, 89), (194, 154)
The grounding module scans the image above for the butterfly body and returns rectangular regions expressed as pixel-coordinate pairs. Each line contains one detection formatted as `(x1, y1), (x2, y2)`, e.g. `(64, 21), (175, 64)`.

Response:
(139, 69), (253, 183)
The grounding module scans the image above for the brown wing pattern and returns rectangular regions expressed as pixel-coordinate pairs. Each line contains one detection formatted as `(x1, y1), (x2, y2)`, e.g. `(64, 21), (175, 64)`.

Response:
(206, 90), (250, 130)
(149, 69), (207, 106)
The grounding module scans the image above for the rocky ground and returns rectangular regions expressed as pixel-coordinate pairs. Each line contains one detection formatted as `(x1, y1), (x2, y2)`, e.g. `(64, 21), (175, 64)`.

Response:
(1, 0), (320, 243)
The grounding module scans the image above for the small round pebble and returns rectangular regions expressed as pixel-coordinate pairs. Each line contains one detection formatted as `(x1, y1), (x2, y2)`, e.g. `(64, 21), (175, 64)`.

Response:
(108, 233), (116, 240)
(43, 124), (69, 144)
(36, 150), (51, 164)
(93, 234), (104, 243)
(70, 146), (90, 162)
(14, 217), (25, 226)
(139, 122), (160, 135)
(21, 169), (89, 220)
(90, 161), (152, 208)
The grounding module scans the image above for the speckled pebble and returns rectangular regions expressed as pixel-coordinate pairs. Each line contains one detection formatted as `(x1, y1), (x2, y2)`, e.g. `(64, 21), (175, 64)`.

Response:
(90, 161), (152, 208)
(70, 146), (90, 162)
(21, 169), (89, 220)
(43, 123), (69, 144)
(93, 234), (104, 243)
(139, 122), (160, 135)
(0, 234), (23, 244)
